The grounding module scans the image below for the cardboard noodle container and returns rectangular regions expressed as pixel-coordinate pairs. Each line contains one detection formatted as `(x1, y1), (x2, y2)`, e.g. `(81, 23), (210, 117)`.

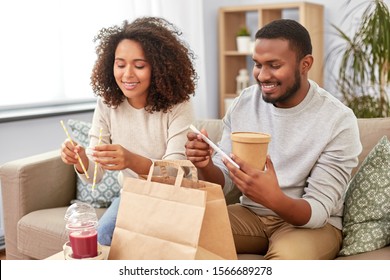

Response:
(231, 132), (271, 170)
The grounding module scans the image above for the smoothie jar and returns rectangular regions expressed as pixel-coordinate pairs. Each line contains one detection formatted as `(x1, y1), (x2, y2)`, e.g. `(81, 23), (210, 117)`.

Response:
(64, 202), (99, 259)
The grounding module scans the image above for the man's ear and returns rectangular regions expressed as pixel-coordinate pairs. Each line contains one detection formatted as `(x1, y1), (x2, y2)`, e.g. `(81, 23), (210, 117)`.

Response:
(301, 54), (313, 74)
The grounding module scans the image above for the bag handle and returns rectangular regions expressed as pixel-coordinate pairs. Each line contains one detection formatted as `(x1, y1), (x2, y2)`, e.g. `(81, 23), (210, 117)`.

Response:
(147, 160), (198, 187)
(166, 160), (198, 181)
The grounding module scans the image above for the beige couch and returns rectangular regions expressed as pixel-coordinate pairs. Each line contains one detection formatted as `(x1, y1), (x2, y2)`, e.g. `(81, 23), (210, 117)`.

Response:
(1, 118), (390, 260)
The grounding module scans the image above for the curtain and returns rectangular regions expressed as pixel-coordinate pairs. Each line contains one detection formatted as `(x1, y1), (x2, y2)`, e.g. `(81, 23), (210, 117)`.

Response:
(128, 0), (208, 119)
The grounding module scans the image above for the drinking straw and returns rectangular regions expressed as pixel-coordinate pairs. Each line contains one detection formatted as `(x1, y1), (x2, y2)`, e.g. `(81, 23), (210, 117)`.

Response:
(92, 127), (103, 190)
(60, 120), (89, 178)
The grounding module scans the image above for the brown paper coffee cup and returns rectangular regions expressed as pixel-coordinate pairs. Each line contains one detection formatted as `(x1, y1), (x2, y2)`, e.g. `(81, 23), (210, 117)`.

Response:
(231, 132), (271, 170)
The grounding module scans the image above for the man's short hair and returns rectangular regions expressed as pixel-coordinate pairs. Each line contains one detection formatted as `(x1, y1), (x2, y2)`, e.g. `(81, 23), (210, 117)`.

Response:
(255, 19), (312, 60)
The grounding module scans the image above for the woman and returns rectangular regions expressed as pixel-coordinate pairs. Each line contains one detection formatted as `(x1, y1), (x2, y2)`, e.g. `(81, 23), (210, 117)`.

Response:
(61, 17), (198, 245)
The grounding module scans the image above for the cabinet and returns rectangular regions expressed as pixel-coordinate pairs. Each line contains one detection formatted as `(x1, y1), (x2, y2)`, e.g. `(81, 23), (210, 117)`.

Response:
(218, 2), (324, 117)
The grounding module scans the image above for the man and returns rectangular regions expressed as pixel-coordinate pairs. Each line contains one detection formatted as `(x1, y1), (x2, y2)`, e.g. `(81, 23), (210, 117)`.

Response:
(185, 19), (362, 259)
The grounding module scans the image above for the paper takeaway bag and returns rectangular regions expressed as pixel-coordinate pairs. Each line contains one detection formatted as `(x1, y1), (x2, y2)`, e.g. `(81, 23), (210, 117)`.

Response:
(108, 160), (237, 260)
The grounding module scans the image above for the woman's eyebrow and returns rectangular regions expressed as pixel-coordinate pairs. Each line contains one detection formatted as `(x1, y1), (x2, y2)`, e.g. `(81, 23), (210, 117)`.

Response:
(114, 58), (147, 62)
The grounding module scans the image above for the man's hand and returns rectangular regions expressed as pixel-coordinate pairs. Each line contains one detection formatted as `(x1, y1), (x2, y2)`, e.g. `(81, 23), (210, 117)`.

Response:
(224, 154), (283, 209)
(185, 129), (214, 168)
(224, 154), (311, 226)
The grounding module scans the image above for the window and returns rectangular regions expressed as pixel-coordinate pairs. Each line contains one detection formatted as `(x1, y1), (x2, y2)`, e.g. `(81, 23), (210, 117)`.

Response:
(0, 0), (207, 120)
(0, 0), (139, 110)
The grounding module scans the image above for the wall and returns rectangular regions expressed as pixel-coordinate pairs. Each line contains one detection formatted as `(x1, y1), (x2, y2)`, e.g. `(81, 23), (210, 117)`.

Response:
(0, 112), (93, 166)
(202, 0), (386, 118)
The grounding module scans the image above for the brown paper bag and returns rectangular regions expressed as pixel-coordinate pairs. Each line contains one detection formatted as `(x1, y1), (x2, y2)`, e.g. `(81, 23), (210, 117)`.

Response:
(108, 160), (237, 260)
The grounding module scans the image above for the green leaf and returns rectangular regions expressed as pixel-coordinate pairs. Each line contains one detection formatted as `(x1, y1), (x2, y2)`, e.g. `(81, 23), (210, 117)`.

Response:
(328, 0), (390, 117)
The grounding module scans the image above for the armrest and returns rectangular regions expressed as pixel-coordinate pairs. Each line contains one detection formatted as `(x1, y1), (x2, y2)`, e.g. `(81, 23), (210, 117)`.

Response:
(0, 149), (76, 222)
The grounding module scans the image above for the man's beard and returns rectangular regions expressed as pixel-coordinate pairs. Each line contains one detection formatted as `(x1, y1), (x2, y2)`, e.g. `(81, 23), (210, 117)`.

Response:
(259, 68), (301, 105)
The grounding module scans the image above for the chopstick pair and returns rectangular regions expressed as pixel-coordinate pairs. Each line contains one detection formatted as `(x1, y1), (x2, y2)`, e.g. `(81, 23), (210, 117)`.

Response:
(61, 121), (103, 190)
(60, 120), (90, 179)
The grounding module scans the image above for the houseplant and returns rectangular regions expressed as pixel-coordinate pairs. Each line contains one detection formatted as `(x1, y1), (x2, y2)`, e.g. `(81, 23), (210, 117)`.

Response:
(236, 26), (251, 53)
(328, 0), (390, 118)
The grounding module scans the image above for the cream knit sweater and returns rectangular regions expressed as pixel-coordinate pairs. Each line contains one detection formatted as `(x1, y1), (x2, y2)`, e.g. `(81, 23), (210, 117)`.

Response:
(80, 97), (194, 185)
(214, 80), (362, 230)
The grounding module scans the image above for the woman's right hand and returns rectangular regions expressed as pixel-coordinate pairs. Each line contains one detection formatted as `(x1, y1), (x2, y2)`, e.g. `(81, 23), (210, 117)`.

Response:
(185, 129), (213, 169)
(60, 139), (88, 173)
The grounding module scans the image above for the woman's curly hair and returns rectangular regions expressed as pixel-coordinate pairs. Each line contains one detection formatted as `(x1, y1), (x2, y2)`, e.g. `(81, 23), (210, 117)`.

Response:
(91, 17), (198, 113)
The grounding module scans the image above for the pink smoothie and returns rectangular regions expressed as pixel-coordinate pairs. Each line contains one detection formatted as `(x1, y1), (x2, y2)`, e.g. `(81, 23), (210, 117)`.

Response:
(69, 229), (98, 259)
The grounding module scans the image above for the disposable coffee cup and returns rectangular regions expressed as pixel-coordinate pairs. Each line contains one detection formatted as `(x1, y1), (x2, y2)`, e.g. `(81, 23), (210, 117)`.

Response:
(231, 132), (271, 170)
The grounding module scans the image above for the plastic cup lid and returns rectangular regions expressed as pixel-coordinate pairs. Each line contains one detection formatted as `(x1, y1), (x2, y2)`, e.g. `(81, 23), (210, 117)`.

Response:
(64, 202), (97, 221)
(231, 132), (271, 143)
(64, 202), (98, 229)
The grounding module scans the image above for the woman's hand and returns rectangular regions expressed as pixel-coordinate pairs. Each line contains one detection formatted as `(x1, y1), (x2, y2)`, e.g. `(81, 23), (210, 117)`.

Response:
(92, 144), (131, 170)
(60, 139), (88, 173)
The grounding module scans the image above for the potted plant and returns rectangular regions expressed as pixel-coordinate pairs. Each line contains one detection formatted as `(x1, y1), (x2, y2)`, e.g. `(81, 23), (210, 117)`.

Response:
(236, 26), (251, 53)
(328, 0), (390, 118)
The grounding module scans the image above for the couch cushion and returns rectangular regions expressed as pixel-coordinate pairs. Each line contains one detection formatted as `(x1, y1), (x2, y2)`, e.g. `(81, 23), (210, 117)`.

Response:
(67, 119), (121, 208)
(18, 207), (106, 259)
(336, 245), (390, 260)
(354, 118), (390, 176)
(339, 136), (390, 256)
(193, 119), (224, 145)
(237, 254), (265, 260)
(237, 246), (390, 260)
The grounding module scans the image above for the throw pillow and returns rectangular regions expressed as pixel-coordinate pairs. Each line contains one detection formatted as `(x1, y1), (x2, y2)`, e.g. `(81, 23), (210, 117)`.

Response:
(67, 119), (121, 208)
(339, 136), (390, 256)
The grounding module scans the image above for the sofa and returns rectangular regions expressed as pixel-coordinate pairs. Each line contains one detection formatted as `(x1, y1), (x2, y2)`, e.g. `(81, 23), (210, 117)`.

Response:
(1, 118), (390, 260)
